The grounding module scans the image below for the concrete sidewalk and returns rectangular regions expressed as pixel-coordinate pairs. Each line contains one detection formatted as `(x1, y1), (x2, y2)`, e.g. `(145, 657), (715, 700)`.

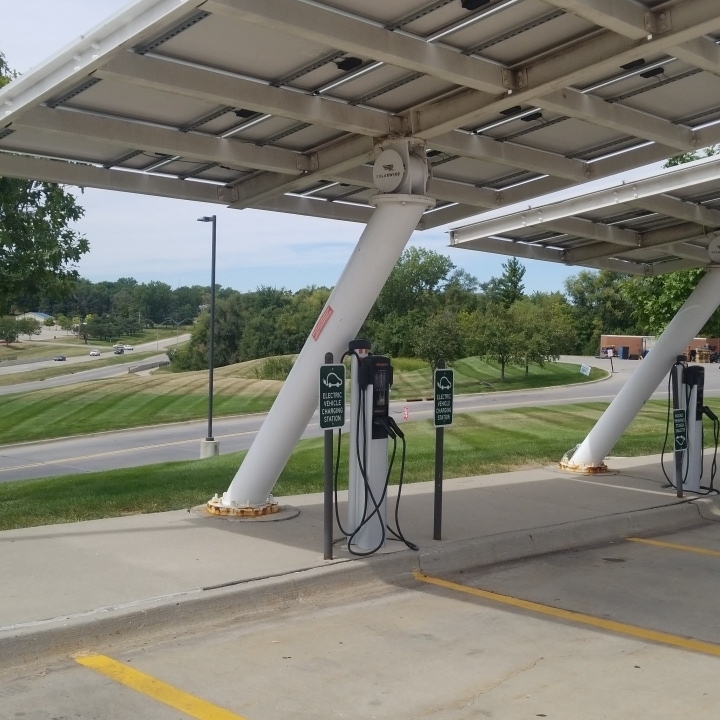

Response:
(1, 454), (718, 665)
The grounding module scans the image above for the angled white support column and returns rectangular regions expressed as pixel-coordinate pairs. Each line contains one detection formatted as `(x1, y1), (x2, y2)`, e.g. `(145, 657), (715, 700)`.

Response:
(566, 266), (720, 470)
(218, 193), (433, 508)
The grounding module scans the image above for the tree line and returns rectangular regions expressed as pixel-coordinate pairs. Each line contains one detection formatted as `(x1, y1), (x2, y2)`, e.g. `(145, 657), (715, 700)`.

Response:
(170, 248), (720, 377)
(5, 247), (717, 371)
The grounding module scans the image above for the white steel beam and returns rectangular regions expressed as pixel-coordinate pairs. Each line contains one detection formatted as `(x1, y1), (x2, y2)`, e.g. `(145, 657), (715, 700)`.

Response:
(450, 158), (720, 244)
(542, 0), (720, 83)
(257, 195), (373, 224)
(412, 0), (720, 137)
(429, 131), (593, 183)
(568, 269), (720, 469)
(547, 217), (639, 247)
(585, 257), (650, 275)
(0, 152), (223, 203)
(99, 52), (401, 137)
(223, 193), (433, 507)
(536, 89), (697, 152)
(672, 37), (720, 78)
(14, 105), (306, 175)
(203, 0), (514, 94)
(540, 0), (652, 40)
(661, 242), (711, 263)
(449, 234), (565, 263)
(632, 194), (720, 228)
(230, 135), (377, 208)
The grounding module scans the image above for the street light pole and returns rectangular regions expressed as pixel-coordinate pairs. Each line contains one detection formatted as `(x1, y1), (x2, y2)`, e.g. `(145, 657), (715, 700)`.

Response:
(198, 215), (218, 456)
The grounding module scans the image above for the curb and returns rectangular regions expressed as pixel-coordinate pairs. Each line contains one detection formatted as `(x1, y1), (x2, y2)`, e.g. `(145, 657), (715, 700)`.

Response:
(0, 501), (708, 668)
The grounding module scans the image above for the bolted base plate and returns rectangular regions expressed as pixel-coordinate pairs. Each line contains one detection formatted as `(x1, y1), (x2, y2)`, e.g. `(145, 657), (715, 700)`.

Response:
(558, 460), (610, 474)
(206, 497), (279, 517)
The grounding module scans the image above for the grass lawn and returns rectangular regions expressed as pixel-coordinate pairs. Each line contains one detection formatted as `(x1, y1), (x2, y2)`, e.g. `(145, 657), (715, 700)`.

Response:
(0, 398), (703, 531)
(0, 358), (605, 445)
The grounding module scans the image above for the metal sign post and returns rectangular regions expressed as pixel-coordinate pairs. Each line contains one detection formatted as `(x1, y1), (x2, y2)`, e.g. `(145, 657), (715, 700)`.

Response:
(320, 358), (345, 559)
(433, 361), (454, 540)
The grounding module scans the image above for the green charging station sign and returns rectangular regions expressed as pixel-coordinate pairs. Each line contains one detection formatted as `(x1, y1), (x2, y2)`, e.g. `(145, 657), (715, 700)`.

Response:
(434, 368), (454, 427)
(673, 408), (688, 451)
(319, 364), (345, 429)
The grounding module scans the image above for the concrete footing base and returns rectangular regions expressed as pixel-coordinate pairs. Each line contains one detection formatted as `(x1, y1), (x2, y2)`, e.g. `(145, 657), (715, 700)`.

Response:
(200, 439), (220, 458)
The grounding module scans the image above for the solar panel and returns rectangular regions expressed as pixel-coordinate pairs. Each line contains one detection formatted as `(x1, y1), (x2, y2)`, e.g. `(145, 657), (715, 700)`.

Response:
(2, 0), (720, 234)
(450, 154), (720, 275)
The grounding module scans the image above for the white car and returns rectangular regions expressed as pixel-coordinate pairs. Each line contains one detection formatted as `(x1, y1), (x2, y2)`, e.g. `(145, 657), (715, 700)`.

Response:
(89, 350), (101, 357)
(123, 344), (134, 351)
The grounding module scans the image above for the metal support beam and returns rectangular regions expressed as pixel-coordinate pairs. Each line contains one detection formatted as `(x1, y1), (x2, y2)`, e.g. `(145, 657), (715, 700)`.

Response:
(429, 130), (593, 183)
(672, 36), (720, 78)
(411, 0), (720, 137)
(99, 52), (400, 137)
(221, 193), (433, 507)
(230, 135), (377, 208)
(536, 89), (697, 152)
(15, 105), (306, 175)
(203, 0), (513, 94)
(632, 194), (720, 228)
(0, 152), (223, 203)
(540, 0), (653, 40)
(449, 234), (565, 263)
(450, 158), (720, 244)
(567, 268), (720, 470)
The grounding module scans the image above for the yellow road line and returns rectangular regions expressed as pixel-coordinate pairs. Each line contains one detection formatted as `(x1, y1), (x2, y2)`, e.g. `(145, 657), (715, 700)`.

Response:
(76, 654), (248, 720)
(628, 537), (720, 558)
(414, 570), (720, 657)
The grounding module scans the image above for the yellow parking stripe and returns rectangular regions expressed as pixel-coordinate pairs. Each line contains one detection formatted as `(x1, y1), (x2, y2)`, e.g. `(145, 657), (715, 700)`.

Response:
(76, 655), (248, 720)
(414, 570), (720, 657)
(627, 537), (720, 558)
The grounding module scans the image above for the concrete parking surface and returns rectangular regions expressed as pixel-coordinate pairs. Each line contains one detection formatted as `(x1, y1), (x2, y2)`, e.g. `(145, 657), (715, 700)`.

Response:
(3, 456), (720, 718)
(5, 526), (720, 719)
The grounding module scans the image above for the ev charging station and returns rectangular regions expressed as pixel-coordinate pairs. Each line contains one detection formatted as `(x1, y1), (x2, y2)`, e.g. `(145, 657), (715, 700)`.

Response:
(346, 342), (393, 551)
(670, 359), (718, 495)
(336, 340), (413, 555)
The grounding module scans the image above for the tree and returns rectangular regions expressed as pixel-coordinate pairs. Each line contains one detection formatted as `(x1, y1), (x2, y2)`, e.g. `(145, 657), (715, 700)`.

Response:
(0, 53), (89, 314)
(511, 297), (574, 375)
(16, 317), (41, 340)
(412, 311), (464, 370)
(0, 317), (20, 344)
(564, 270), (639, 354)
(623, 268), (720, 337)
(481, 258), (526, 307)
(365, 248), (479, 356)
(460, 304), (524, 381)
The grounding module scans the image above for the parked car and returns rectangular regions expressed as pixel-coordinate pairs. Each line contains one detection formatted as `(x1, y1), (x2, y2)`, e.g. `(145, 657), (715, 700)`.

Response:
(89, 350), (101, 357)
(113, 347), (125, 355)
(53, 355), (66, 361)
(123, 344), (134, 351)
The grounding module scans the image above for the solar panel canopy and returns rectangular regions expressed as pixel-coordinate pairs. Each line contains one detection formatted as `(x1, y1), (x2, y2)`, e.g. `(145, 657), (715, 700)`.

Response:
(2, 0), (720, 240)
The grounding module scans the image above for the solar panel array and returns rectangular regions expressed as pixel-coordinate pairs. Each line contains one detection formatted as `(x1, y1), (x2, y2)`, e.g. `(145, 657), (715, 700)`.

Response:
(1, 0), (720, 247)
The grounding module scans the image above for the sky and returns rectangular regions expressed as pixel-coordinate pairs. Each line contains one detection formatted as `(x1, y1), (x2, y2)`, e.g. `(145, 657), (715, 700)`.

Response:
(1, 1), (662, 295)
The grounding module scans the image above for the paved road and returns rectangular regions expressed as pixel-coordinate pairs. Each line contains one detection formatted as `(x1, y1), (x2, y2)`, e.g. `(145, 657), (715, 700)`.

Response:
(3, 356), (720, 483)
(0, 333), (189, 396)
(4, 525), (720, 719)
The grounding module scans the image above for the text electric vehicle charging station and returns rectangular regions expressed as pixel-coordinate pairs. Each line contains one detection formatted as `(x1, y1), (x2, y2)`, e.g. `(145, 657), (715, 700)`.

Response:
(333, 339), (416, 556)
(668, 357), (720, 496)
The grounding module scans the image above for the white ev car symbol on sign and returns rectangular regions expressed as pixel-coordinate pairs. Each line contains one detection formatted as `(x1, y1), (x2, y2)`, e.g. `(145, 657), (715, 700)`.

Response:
(323, 372), (343, 388)
(437, 376), (452, 391)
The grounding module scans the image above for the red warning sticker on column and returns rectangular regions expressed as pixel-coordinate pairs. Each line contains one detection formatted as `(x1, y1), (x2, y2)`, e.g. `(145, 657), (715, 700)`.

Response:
(312, 305), (334, 341)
